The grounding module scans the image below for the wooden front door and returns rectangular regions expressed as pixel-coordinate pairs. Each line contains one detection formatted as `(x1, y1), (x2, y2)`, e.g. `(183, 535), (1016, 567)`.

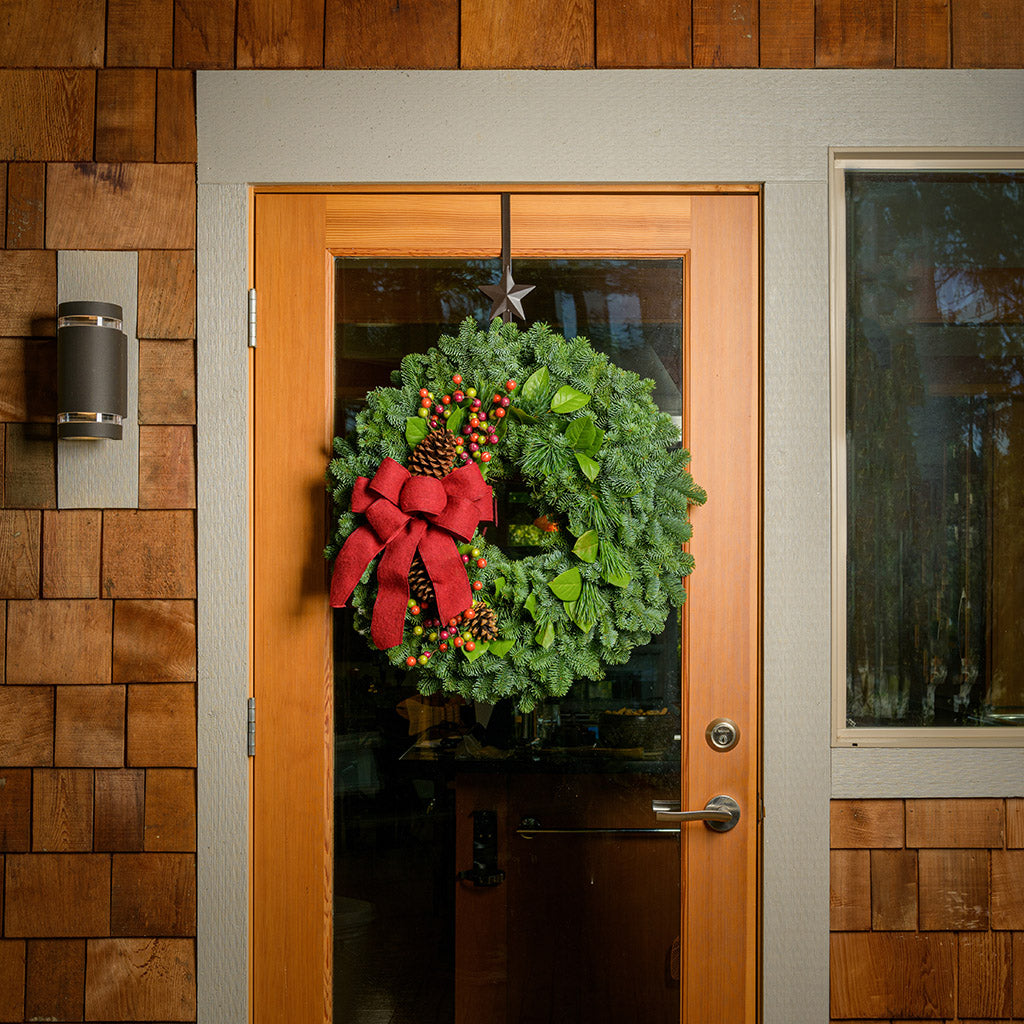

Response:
(250, 187), (761, 1024)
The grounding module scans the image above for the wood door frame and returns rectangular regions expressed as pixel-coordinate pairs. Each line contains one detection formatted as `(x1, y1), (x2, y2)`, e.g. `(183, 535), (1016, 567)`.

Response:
(251, 184), (762, 1024)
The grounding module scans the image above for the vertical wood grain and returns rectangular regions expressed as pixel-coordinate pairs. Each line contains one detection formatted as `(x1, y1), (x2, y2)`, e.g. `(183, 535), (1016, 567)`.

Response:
(1015, 931), (1024, 1018)
(144, 769), (196, 851)
(138, 339), (196, 424)
(4, 425), (56, 509)
(0, 71), (96, 162)
(106, 0), (175, 66)
(0, 688), (54, 767)
(84, 937), (196, 1020)
(102, 510), (196, 599)
(0, 162), (6, 245)
(816, 0), (897, 66)
(54, 686), (126, 767)
(111, 852), (196, 935)
(1007, 797), (1024, 847)
(897, 0), (950, 65)
(138, 250), (196, 339)
(0, 0), (106, 67)
(25, 939), (86, 1022)
(237, 0), (325, 68)
(759, 0), (815, 65)
(5, 163), (45, 250)
(4, 853), (111, 936)
(6, 599), (112, 685)
(918, 848), (989, 929)
(139, 425), (196, 509)
(990, 849), (1024, 928)
(96, 69), (157, 163)
(595, 0), (692, 67)
(684, 192), (761, 1024)
(959, 930), (1012, 1017)
(32, 769), (93, 852)
(253, 191), (332, 1024)
(953, 0), (1024, 65)
(870, 848), (918, 930)
(325, 0), (459, 67)
(461, 0), (594, 68)
(693, 0), (759, 66)
(174, 0), (238, 68)
(0, 251), (55, 337)
(906, 798), (1004, 847)
(113, 599), (196, 683)
(0, 510), (41, 599)
(94, 769), (146, 851)
(46, 164), (195, 250)
(0, 769), (32, 851)
(42, 509), (102, 599)
(0, 338), (56, 422)
(830, 849), (871, 929)
(831, 799), (904, 847)
(156, 69), (198, 162)
(0, 941), (25, 1022)
(127, 683), (197, 766)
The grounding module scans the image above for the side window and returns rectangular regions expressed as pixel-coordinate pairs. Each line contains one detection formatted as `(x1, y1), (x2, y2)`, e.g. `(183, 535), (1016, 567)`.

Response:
(833, 154), (1024, 746)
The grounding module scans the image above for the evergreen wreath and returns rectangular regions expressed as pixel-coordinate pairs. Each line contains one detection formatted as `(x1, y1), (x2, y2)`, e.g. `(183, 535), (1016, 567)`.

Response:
(326, 318), (706, 711)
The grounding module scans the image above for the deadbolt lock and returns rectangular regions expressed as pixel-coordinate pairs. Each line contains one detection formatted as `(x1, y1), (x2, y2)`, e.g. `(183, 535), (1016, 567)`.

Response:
(705, 717), (740, 752)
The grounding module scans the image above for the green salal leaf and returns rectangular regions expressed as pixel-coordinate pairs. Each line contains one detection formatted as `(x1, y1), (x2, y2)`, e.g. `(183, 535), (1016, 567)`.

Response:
(446, 407), (465, 435)
(572, 529), (599, 563)
(520, 366), (550, 405)
(489, 638), (515, 658)
(548, 567), (582, 602)
(523, 593), (539, 620)
(405, 416), (430, 447)
(584, 426), (605, 457)
(535, 622), (556, 648)
(493, 577), (507, 598)
(509, 406), (539, 424)
(565, 415), (596, 452)
(463, 641), (490, 662)
(575, 452), (600, 482)
(551, 385), (591, 414)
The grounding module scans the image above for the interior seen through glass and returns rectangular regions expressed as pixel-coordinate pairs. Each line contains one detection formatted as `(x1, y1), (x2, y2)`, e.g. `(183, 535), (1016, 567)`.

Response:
(333, 257), (685, 1023)
(845, 170), (1024, 728)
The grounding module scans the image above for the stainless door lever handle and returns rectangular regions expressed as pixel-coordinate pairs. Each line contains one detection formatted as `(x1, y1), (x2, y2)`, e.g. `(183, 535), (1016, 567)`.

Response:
(652, 795), (741, 833)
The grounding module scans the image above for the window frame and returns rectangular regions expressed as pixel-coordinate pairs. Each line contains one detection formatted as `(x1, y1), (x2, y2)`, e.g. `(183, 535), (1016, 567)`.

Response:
(830, 147), (1024, 748)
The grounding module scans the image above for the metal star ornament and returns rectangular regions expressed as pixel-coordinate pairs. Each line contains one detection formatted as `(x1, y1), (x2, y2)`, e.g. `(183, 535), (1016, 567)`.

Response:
(480, 265), (535, 322)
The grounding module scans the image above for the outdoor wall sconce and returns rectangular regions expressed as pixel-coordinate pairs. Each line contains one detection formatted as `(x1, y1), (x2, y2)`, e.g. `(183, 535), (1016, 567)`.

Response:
(57, 300), (128, 440)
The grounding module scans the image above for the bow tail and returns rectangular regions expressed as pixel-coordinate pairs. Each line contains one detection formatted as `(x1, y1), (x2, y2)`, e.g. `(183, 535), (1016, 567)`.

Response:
(371, 519), (426, 649)
(330, 525), (386, 609)
(418, 527), (474, 626)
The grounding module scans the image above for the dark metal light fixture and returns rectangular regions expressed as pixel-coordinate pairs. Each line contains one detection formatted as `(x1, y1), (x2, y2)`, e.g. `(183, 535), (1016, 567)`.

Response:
(57, 300), (128, 440)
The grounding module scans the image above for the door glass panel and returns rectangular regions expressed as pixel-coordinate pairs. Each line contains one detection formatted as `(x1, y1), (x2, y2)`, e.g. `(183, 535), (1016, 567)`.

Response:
(333, 257), (684, 1023)
(844, 171), (1024, 728)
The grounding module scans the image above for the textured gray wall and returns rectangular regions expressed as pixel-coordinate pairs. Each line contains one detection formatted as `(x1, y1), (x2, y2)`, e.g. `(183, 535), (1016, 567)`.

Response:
(197, 69), (1024, 1024)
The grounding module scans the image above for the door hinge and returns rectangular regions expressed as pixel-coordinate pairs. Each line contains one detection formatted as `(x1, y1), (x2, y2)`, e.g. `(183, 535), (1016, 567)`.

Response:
(247, 697), (256, 756)
(247, 288), (257, 349)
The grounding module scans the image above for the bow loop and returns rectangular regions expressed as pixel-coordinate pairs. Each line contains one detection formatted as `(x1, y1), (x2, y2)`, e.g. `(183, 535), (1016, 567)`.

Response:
(330, 455), (494, 649)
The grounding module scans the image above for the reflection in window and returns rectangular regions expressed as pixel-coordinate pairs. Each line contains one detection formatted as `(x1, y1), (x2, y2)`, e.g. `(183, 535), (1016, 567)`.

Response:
(845, 170), (1024, 727)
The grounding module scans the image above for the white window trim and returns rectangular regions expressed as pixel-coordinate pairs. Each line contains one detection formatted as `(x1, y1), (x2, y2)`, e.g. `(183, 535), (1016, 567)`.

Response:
(830, 148), (1024, 749)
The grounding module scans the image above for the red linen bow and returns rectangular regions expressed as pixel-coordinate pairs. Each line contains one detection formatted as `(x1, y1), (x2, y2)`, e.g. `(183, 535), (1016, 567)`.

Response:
(329, 458), (493, 650)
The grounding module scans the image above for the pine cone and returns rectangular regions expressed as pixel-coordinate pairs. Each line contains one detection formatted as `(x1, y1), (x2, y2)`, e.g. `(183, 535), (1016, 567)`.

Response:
(408, 427), (458, 479)
(465, 604), (499, 642)
(409, 555), (435, 605)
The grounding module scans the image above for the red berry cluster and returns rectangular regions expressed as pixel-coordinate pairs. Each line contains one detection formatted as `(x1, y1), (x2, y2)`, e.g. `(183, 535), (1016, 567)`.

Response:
(403, 549), (489, 667)
(416, 373), (517, 467)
